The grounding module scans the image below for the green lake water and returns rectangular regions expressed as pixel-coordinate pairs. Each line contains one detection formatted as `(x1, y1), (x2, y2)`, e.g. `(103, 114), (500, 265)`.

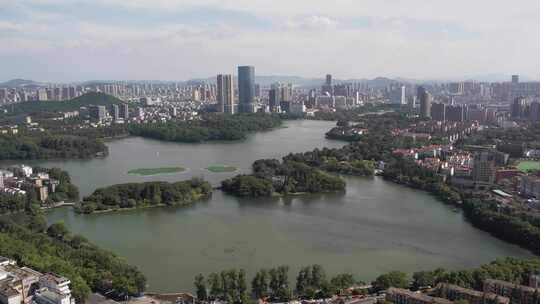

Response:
(33, 120), (534, 292)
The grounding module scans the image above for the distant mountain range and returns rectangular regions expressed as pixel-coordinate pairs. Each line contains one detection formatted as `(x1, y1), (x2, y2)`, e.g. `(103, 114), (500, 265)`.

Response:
(0, 79), (43, 88)
(1, 74), (536, 88)
(188, 76), (408, 88)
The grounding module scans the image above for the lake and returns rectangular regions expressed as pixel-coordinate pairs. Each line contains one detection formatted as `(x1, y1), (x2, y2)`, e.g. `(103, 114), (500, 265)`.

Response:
(37, 120), (534, 292)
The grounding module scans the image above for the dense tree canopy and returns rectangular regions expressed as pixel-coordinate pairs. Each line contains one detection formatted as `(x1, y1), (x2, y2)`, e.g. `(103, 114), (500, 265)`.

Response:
(0, 133), (107, 160)
(129, 113), (283, 143)
(0, 213), (146, 302)
(222, 159), (345, 197)
(76, 178), (212, 214)
(457, 124), (540, 158)
(374, 271), (409, 290)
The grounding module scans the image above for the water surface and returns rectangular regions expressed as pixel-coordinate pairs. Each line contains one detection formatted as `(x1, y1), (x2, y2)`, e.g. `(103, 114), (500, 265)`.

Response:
(37, 120), (534, 292)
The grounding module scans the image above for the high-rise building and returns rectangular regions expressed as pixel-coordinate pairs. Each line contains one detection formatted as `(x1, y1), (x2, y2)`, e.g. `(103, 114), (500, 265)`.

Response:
(217, 74), (234, 114)
(529, 101), (540, 121)
(68, 86), (76, 99)
(418, 86), (432, 118)
(269, 83), (281, 112)
(238, 66), (255, 113)
(322, 74), (333, 95)
(512, 75), (519, 84)
(281, 83), (293, 102)
(400, 86), (407, 105)
(473, 152), (496, 185)
(112, 104), (120, 121)
(511, 96), (526, 118)
(431, 102), (446, 121)
(0, 88), (7, 102)
(468, 107), (488, 124)
(37, 89), (48, 101)
(254, 84), (261, 98)
(62, 87), (69, 100)
(89, 105), (107, 121)
(120, 103), (129, 120)
(446, 104), (466, 122)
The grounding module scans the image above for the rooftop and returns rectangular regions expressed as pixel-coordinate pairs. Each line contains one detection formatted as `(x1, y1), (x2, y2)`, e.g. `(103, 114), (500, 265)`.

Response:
(439, 283), (509, 302)
(485, 279), (536, 292)
(41, 273), (70, 285)
(388, 288), (452, 304)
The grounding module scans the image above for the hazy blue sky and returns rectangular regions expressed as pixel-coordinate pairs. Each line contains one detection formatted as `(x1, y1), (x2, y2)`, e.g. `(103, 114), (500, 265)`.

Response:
(1, 0), (538, 82)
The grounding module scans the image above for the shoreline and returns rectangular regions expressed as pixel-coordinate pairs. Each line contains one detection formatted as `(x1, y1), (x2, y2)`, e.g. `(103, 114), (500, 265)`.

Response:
(75, 194), (211, 215)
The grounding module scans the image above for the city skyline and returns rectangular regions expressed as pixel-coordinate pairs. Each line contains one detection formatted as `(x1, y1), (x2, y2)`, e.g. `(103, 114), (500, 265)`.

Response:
(2, 0), (539, 82)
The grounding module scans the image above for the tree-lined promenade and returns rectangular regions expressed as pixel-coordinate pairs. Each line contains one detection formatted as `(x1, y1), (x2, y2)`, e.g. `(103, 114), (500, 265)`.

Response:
(193, 258), (540, 303)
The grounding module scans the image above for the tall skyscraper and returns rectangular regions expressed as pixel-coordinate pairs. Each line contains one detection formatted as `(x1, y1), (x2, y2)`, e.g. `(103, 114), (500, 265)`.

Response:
(511, 96), (526, 118)
(269, 89), (280, 112)
(0, 88), (7, 103)
(238, 66), (255, 113)
(473, 152), (496, 185)
(217, 74), (234, 114)
(89, 105), (106, 122)
(254, 84), (261, 98)
(37, 89), (48, 101)
(512, 75), (520, 84)
(112, 104), (120, 121)
(281, 83), (293, 102)
(120, 103), (129, 120)
(431, 102), (446, 121)
(530, 101), (540, 121)
(322, 74), (333, 95)
(447, 104), (466, 122)
(269, 83), (281, 112)
(417, 86), (432, 119)
(400, 86), (407, 105)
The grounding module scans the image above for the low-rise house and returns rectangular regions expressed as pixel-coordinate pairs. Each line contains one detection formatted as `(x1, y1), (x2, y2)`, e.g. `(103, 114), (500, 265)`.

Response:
(386, 288), (453, 304)
(519, 173), (540, 198)
(0, 263), (75, 304)
(483, 279), (538, 304)
(0, 258), (14, 267)
(435, 283), (509, 304)
(11, 166), (32, 178)
(495, 169), (523, 184)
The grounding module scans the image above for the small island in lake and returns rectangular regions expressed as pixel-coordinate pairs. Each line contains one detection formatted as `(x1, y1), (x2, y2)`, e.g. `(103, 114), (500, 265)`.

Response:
(206, 165), (238, 173)
(127, 166), (186, 176)
(75, 177), (212, 214)
(222, 159), (345, 197)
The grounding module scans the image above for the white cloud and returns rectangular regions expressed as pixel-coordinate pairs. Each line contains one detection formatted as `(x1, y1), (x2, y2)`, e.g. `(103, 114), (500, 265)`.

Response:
(1, 0), (540, 81)
(288, 15), (338, 31)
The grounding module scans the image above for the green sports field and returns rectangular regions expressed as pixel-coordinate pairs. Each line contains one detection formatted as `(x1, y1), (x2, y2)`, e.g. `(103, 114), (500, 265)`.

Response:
(518, 161), (540, 172)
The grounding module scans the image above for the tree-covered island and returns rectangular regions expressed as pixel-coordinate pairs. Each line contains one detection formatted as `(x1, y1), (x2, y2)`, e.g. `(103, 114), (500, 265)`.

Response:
(221, 159), (346, 197)
(75, 177), (212, 214)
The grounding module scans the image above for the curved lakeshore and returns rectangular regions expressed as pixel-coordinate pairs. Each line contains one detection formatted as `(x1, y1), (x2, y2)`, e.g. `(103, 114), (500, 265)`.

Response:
(12, 120), (535, 292)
